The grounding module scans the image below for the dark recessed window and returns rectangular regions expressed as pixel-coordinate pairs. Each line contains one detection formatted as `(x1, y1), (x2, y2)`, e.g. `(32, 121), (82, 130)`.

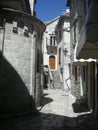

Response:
(12, 21), (18, 34)
(12, 27), (18, 34)
(50, 36), (56, 46)
(24, 29), (29, 37)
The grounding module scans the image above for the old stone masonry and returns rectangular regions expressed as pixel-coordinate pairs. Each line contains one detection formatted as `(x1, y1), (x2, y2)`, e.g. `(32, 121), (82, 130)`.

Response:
(1, 88), (96, 130)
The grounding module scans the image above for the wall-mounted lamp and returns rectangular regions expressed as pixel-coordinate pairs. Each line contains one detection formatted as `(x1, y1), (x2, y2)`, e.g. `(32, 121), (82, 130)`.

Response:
(63, 27), (70, 32)
(63, 48), (68, 56)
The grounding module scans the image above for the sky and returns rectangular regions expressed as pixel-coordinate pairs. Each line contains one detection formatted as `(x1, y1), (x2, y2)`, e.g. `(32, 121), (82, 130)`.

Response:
(35, 0), (68, 22)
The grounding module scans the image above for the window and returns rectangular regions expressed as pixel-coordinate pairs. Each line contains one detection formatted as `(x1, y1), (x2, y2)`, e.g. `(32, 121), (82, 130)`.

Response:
(50, 36), (56, 46)
(59, 29), (62, 40)
(59, 48), (61, 64)
(72, 19), (78, 44)
(83, 66), (86, 82)
(75, 66), (78, 81)
(73, 25), (76, 43)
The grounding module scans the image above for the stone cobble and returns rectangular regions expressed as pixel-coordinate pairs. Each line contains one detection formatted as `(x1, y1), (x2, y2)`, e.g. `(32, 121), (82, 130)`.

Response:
(0, 89), (98, 130)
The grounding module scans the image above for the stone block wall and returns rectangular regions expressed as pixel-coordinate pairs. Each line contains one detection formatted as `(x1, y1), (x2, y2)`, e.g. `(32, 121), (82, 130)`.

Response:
(4, 24), (32, 91)
(0, 8), (45, 116)
(70, 0), (86, 99)
(70, 65), (81, 99)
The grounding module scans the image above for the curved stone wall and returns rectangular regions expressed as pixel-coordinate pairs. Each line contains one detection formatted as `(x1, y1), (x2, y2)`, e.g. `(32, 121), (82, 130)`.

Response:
(0, 8), (45, 116)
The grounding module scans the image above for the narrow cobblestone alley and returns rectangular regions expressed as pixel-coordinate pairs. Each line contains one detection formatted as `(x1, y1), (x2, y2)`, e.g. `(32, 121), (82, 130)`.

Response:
(1, 88), (96, 130)
(1, 1), (98, 130)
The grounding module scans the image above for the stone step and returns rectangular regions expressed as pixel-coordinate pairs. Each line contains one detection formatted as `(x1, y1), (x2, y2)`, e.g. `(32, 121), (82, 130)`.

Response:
(51, 71), (61, 83)
(53, 82), (63, 89)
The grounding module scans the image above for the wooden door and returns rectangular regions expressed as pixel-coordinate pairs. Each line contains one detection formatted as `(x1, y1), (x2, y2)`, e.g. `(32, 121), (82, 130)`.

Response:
(49, 56), (55, 69)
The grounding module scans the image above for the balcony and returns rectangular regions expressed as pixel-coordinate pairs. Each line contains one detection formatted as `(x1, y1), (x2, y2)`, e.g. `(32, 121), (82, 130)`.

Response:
(76, 0), (98, 59)
(46, 38), (57, 55)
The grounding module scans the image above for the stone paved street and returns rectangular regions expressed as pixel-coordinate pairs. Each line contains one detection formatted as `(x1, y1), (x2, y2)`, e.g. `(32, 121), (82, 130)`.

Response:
(0, 89), (98, 130)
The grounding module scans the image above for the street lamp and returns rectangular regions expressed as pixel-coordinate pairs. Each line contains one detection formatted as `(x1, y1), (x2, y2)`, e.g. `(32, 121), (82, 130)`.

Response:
(63, 48), (68, 56)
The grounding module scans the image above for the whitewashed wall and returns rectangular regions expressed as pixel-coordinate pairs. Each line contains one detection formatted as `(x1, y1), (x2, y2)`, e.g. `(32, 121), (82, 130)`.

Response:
(42, 18), (59, 70)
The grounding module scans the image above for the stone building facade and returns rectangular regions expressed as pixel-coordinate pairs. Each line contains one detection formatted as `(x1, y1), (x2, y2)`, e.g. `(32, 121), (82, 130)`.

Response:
(67, 0), (94, 99)
(0, 1), (45, 116)
(67, 0), (98, 117)
(42, 18), (59, 89)
(42, 18), (59, 70)
(42, 11), (71, 90)
(55, 11), (71, 90)
(67, 0), (85, 99)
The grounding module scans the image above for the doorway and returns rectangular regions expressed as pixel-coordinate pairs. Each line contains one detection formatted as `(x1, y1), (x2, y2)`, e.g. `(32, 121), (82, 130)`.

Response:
(49, 55), (55, 69)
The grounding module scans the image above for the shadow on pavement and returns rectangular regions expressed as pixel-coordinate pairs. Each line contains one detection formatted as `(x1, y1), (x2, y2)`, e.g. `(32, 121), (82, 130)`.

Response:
(0, 111), (94, 130)
(72, 99), (89, 113)
(39, 92), (53, 110)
